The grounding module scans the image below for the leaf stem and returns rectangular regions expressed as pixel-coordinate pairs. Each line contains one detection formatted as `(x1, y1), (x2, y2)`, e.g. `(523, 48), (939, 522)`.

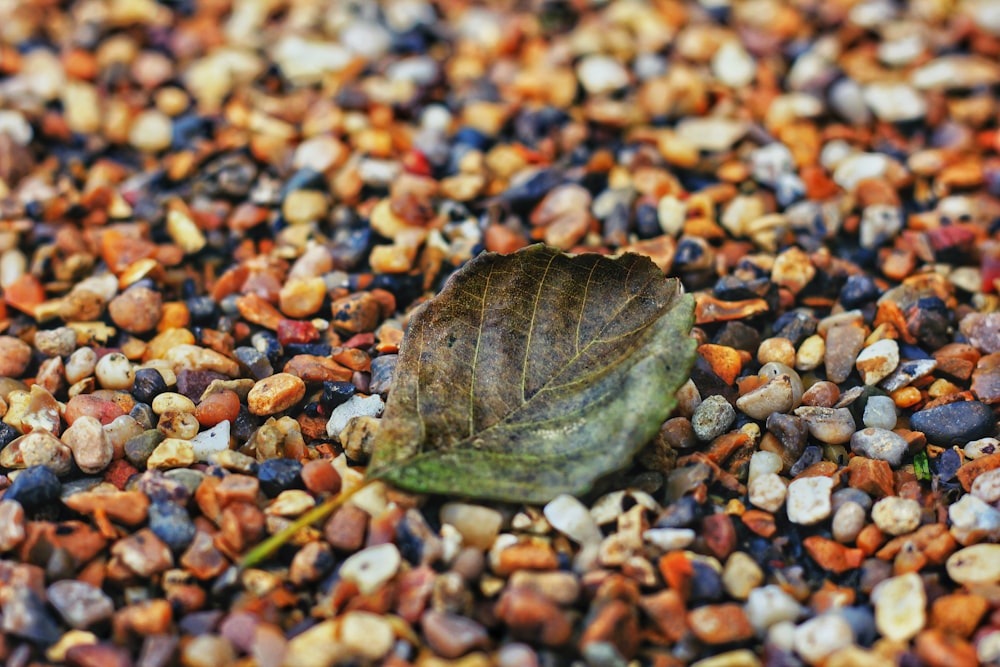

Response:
(240, 478), (374, 569)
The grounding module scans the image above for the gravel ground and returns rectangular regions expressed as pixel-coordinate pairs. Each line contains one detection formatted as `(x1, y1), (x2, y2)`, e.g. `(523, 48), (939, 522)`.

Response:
(0, 0), (999, 666)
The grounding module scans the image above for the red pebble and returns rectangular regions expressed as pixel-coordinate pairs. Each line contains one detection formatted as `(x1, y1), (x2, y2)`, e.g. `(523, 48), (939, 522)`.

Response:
(301, 458), (342, 495)
(65, 394), (126, 426)
(103, 458), (139, 490)
(402, 149), (431, 176)
(276, 319), (320, 346)
(342, 332), (375, 349)
(983, 253), (1000, 293)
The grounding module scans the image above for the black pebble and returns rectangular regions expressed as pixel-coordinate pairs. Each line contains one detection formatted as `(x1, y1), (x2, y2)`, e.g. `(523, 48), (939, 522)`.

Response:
(258, 459), (304, 497)
(132, 367), (168, 404)
(149, 501), (197, 552)
(4, 466), (61, 510)
(910, 401), (996, 445)
(321, 381), (356, 410)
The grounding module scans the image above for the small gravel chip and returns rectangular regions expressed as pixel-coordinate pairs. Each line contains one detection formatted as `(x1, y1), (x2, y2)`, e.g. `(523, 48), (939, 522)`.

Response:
(722, 552), (763, 600)
(692, 395), (736, 441)
(95, 353), (135, 391)
(33, 327), (77, 357)
(440, 502), (504, 550)
(748, 473), (787, 513)
(862, 395), (897, 430)
(832, 501), (867, 544)
(146, 438), (196, 470)
(257, 458), (304, 497)
(736, 375), (795, 421)
(948, 494), (1000, 545)
(850, 428), (909, 468)
(0, 335), (33, 377)
(326, 394), (384, 437)
(856, 338), (900, 385)
(745, 585), (803, 635)
(793, 613), (855, 665)
(111, 527), (174, 577)
(643, 528), (696, 551)
(909, 401), (996, 446)
(872, 572), (926, 642)
(339, 543), (401, 595)
(544, 494), (602, 545)
(108, 286), (163, 334)
(971, 467), (1000, 503)
(946, 544), (1000, 585)
(338, 612), (394, 662)
(786, 476), (834, 525)
(0, 499), (25, 551)
(871, 496), (921, 536)
(1, 431), (74, 476)
(793, 406), (856, 444)
(47, 580), (114, 629)
(62, 415), (114, 474)
(190, 420), (231, 462)
(248, 373), (306, 415)
(149, 501), (197, 552)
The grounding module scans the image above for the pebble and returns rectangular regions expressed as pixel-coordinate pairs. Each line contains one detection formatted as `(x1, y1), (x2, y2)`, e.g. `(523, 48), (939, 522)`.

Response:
(722, 552), (763, 600)
(794, 407), (856, 444)
(257, 458), (303, 497)
(713, 41), (755, 88)
(95, 353), (135, 391)
(947, 544), (1000, 584)
(0, 336), (33, 377)
(189, 420), (231, 462)
(146, 438), (196, 470)
(871, 496), (921, 535)
(793, 613), (855, 665)
(643, 527), (696, 551)
(4, 465), (61, 508)
(856, 339), (900, 385)
(863, 82), (927, 122)
(128, 109), (173, 152)
(786, 476), (834, 525)
(747, 450), (783, 484)
(862, 395), (897, 430)
(326, 394), (385, 438)
(692, 395), (736, 441)
(872, 572), (926, 642)
(0, 499), (25, 551)
(421, 610), (491, 658)
(47, 580), (115, 629)
(748, 473), (787, 513)
(1, 431), (74, 476)
(247, 374), (306, 415)
(960, 313), (1000, 353)
(745, 585), (803, 635)
(909, 401), (996, 445)
(543, 494), (601, 545)
(948, 494), (1000, 545)
(576, 55), (630, 95)
(971, 467), (1000, 502)
(850, 428), (909, 468)
(737, 375), (795, 421)
(108, 287), (162, 334)
(62, 415), (114, 474)
(339, 543), (401, 595)
(832, 501), (867, 543)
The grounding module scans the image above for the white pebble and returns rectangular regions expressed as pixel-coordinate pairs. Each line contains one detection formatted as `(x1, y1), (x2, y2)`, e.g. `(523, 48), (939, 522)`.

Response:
(971, 468), (1000, 503)
(712, 40), (756, 88)
(190, 420), (232, 462)
(440, 503), (504, 550)
(832, 501), (867, 544)
(862, 395), (897, 430)
(748, 450), (783, 485)
(339, 543), (401, 595)
(793, 613), (855, 665)
(544, 494), (601, 545)
(855, 339), (899, 385)
(94, 352), (134, 390)
(965, 437), (1000, 460)
(746, 585), (803, 635)
(948, 494), (1000, 545)
(327, 394), (384, 438)
(749, 473), (787, 513)
(871, 496), (921, 536)
(643, 528), (695, 551)
(786, 476), (833, 525)
(576, 55), (629, 95)
(65, 347), (98, 385)
(872, 572), (926, 642)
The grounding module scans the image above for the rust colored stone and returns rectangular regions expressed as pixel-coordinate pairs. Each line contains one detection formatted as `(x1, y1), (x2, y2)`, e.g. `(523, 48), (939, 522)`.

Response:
(956, 452), (1000, 491)
(740, 509), (777, 537)
(639, 589), (689, 643)
(700, 513), (737, 561)
(580, 599), (640, 659)
(848, 456), (895, 497)
(914, 629), (979, 667)
(856, 524), (888, 556)
(931, 593), (989, 638)
(804, 536), (865, 574)
(686, 603), (753, 644)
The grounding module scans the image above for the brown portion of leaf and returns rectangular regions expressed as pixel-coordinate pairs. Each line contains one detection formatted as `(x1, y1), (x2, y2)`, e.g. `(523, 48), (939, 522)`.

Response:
(366, 244), (697, 503)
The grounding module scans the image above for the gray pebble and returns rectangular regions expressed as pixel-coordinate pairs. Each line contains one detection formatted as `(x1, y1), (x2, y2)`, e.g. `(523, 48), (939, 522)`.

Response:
(47, 580), (114, 629)
(850, 428), (909, 468)
(862, 395), (897, 430)
(794, 406), (856, 444)
(692, 395), (736, 441)
(832, 501), (867, 543)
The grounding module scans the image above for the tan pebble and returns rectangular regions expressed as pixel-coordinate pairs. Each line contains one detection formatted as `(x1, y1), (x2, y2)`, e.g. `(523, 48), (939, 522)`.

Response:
(146, 438), (196, 469)
(796, 335), (826, 372)
(247, 373), (306, 415)
(151, 392), (196, 415)
(0, 336), (32, 377)
(282, 190), (328, 225)
(163, 344), (239, 376)
(128, 109), (173, 153)
(279, 278), (327, 318)
(166, 200), (206, 254)
(758, 338), (796, 367)
(108, 287), (162, 334)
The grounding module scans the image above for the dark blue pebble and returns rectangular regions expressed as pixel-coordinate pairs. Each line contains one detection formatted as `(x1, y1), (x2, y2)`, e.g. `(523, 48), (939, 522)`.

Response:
(909, 401), (996, 445)
(4, 466), (60, 510)
(635, 203), (661, 239)
(654, 495), (699, 528)
(186, 296), (218, 324)
(234, 347), (273, 381)
(285, 343), (332, 357)
(132, 367), (168, 404)
(321, 381), (356, 410)
(688, 560), (724, 603)
(258, 459), (304, 497)
(936, 448), (963, 482)
(368, 356), (397, 395)
(839, 274), (879, 308)
(149, 501), (197, 552)
(790, 446), (823, 476)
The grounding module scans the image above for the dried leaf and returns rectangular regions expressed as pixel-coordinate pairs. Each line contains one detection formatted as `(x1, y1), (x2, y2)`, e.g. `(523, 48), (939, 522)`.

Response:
(366, 244), (697, 503)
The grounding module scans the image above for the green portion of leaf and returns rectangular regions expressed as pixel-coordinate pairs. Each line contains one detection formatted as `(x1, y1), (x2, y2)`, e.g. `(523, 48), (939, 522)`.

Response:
(366, 244), (697, 503)
(914, 449), (930, 482)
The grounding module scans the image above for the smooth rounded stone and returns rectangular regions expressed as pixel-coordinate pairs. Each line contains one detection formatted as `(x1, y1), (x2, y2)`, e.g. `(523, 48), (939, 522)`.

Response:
(440, 502), (504, 549)
(971, 467), (1000, 502)
(832, 501), (867, 544)
(872, 572), (926, 642)
(642, 527), (695, 552)
(850, 428), (908, 468)
(247, 373), (306, 416)
(65, 347), (99, 384)
(95, 353), (135, 391)
(766, 412), (809, 461)
(947, 544), (1000, 584)
(793, 407), (856, 445)
(692, 395), (736, 441)
(829, 78), (872, 125)
(152, 392), (196, 415)
(748, 450), (783, 485)
(189, 420), (231, 462)
(124, 430), (165, 469)
(0, 335), (32, 377)
(47, 580), (114, 629)
(339, 543), (401, 595)
(748, 473), (787, 513)
(737, 376), (795, 421)
(1, 431), (73, 476)
(146, 438), (195, 470)
(149, 501), (197, 552)
(856, 339), (899, 385)
(964, 437), (999, 460)
(326, 394), (384, 438)
(871, 496), (921, 536)
(832, 152), (889, 191)
(862, 396), (897, 430)
(863, 82), (927, 122)
(794, 613), (855, 665)
(575, 54), (629, 95)
(722, 552), (763, 600)
(759, 363), (804, 405)
(824, 324), (866, 384)
(712, 40), (755, 88)
(786, 476), (834, 525)
(909, 401), (996, 445)
(4, 465), (61, 509)
(746, 585), (803, 635)
(181, 634), (236, 667)
(421, 610), (490, 659)
(128, 109), (173, 153)
(960, 313), (1000, 353)
(543, 494), (601, 545)
(33, 327), (77, 358)
(675, 117), (749, 152)
(61, 416), (113, 475)
(109, 287), (162, 334)
(796, 335), (825, 372)
(257, 458), (303, 498)
(948, 494), (1000, 545)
